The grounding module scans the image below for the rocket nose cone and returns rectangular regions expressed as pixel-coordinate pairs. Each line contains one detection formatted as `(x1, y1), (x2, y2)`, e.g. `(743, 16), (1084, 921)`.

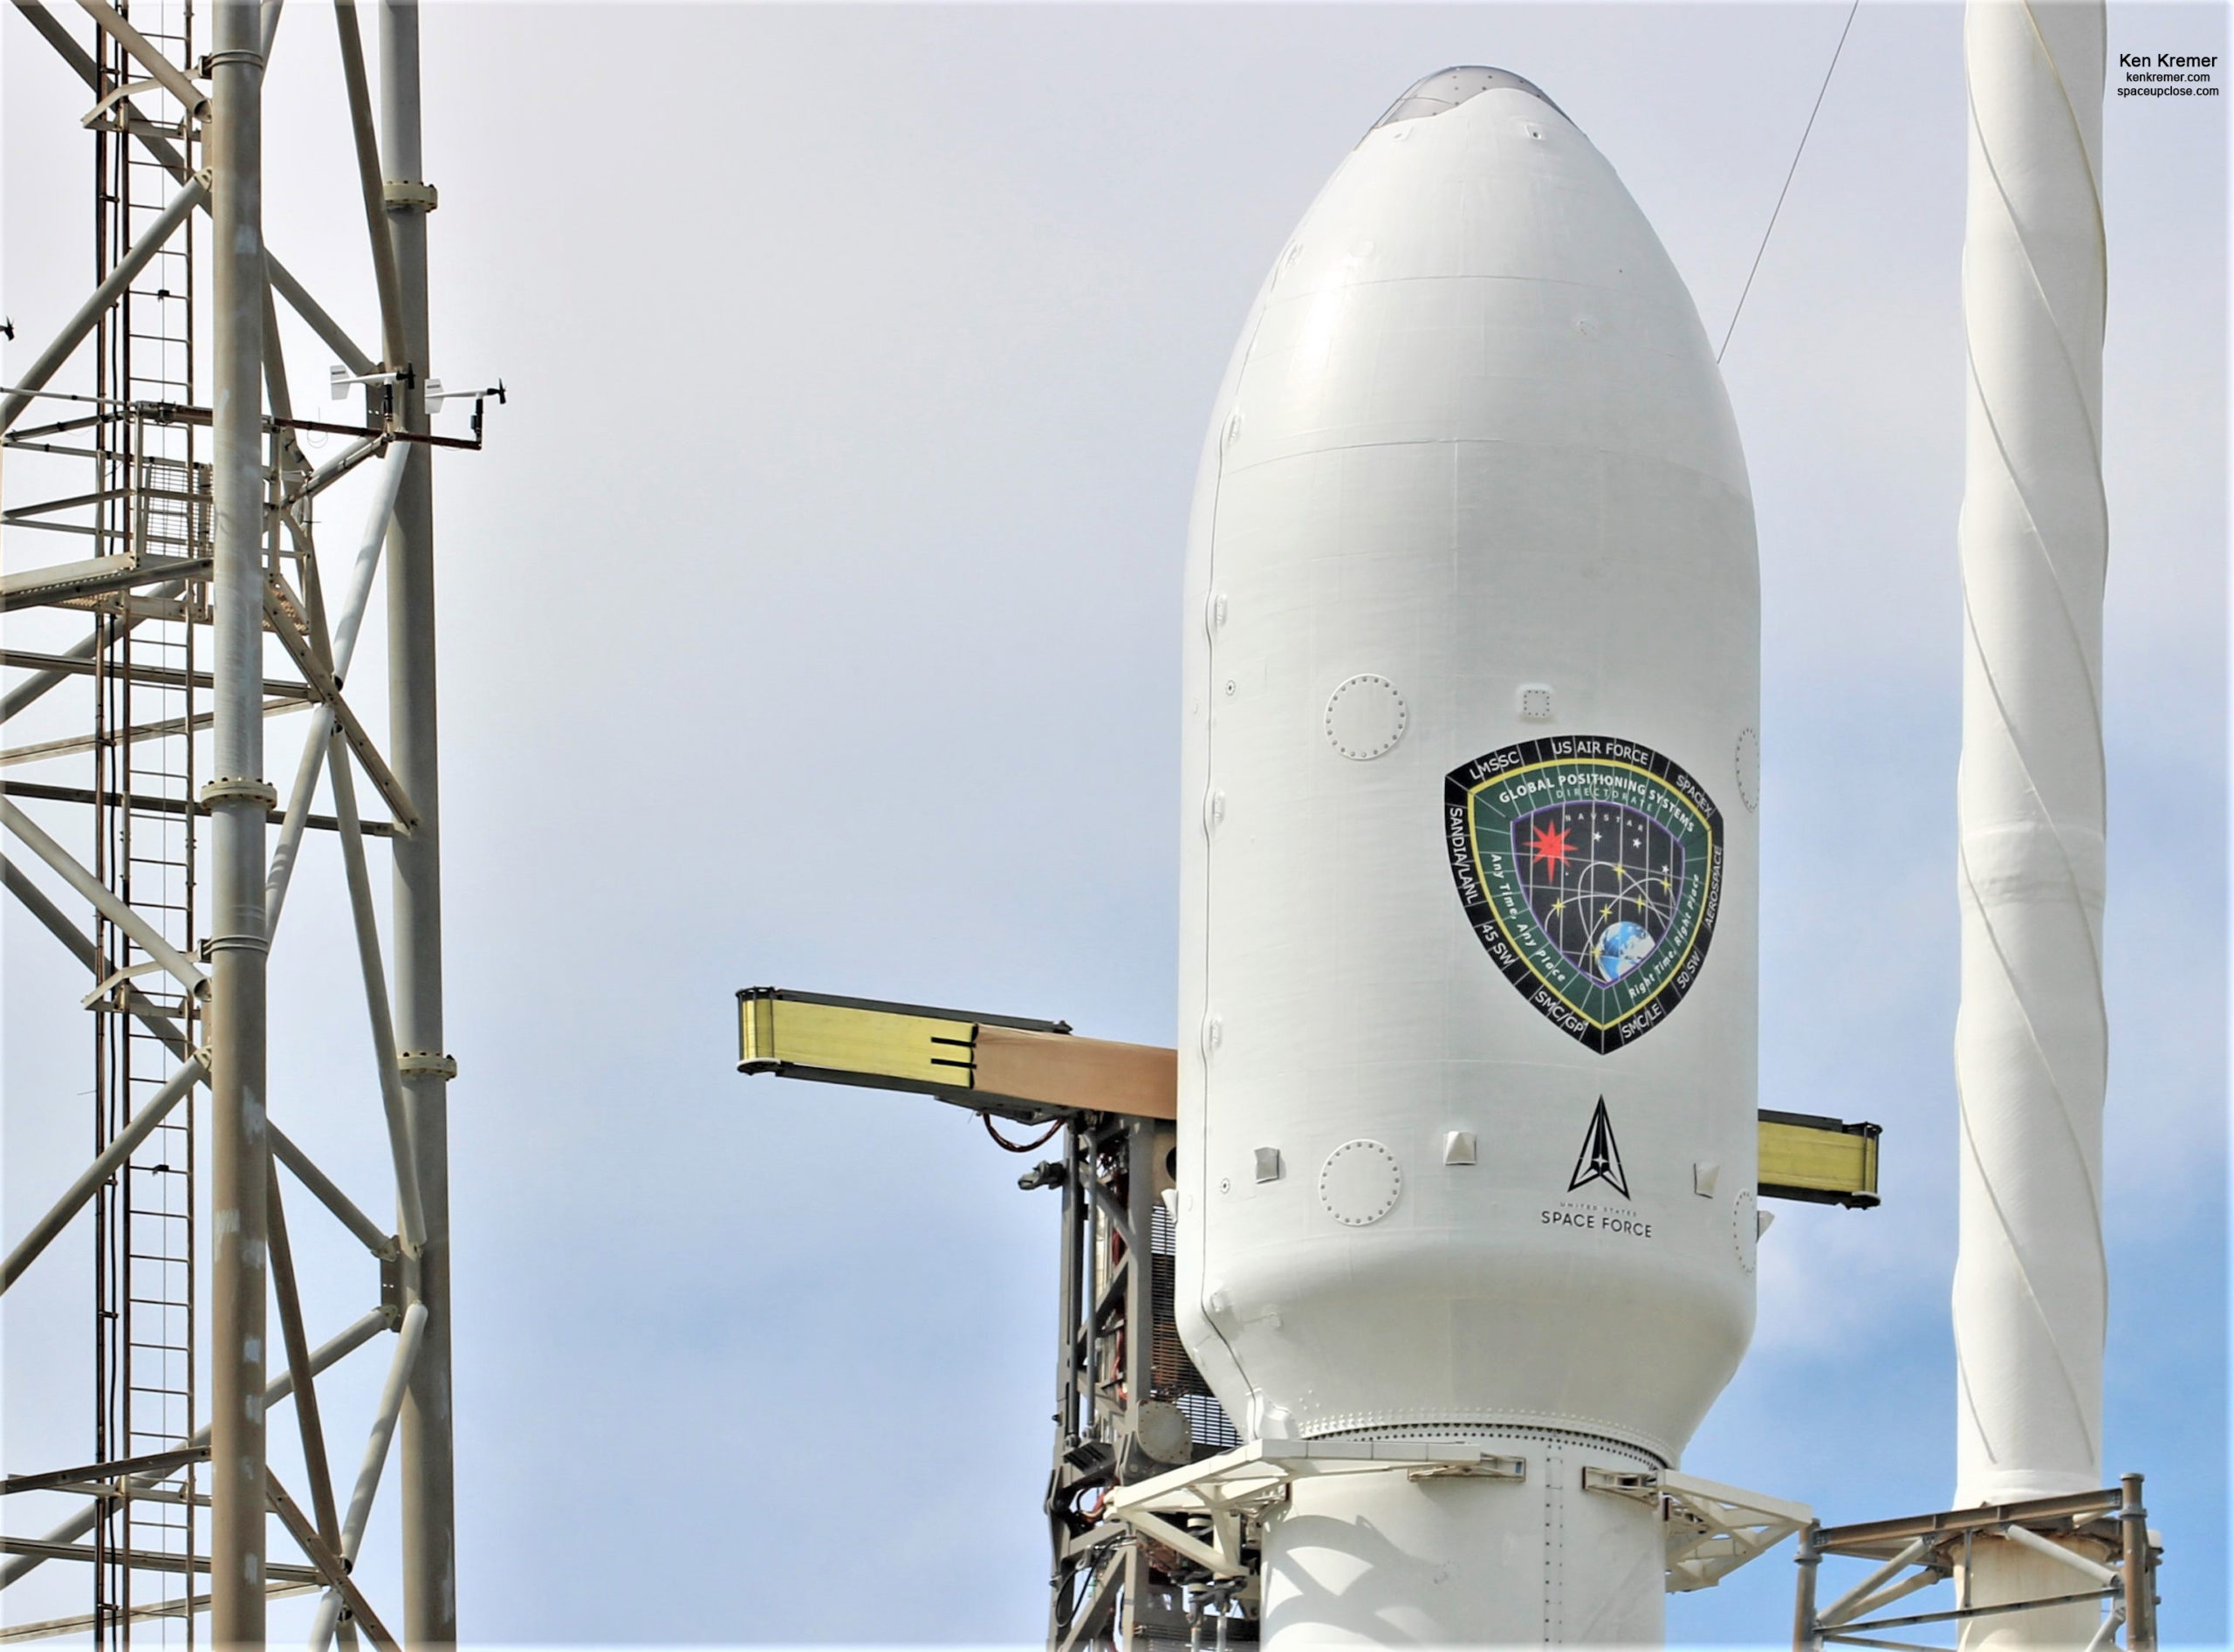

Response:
(1367, 65), (1567, 134)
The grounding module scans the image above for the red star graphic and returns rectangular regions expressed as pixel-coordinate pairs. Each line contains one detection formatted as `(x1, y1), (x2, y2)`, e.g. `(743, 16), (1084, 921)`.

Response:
(1527, 819), (1573, 877)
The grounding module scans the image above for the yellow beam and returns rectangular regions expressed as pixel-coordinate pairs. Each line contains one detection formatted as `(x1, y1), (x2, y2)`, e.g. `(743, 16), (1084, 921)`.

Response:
(736, 989), (1175, 1122)
(736, 990), (1877, 1202)
(1758, 1110), (1880, 1207)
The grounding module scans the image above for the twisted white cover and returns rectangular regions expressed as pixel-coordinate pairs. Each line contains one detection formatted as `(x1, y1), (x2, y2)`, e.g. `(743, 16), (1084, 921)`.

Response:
(1953, 0), (2108, 1509)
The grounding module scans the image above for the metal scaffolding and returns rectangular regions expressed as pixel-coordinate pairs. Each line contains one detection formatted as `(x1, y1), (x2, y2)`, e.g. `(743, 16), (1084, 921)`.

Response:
(3, 0), (476, 1640)
(730, 990), (1250, 1651)
(1039, 1110), (1243, 1652)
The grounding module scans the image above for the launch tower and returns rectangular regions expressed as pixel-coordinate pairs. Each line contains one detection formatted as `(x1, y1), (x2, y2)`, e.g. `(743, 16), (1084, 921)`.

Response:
(2, 0), (480, 1638)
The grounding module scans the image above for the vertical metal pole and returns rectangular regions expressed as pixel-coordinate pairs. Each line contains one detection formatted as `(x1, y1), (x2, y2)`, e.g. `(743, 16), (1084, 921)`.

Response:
(205, 0), (270, 1640)
(1791, 1521), (1820, 1652)
(1118, 1540), (1144, 1650)
(1122, 1121), (1155, 1429)
(2120, 1473), (2154, 1652)
(1046, 1123), (1084, 1644)
(378, 3), (457, 1642)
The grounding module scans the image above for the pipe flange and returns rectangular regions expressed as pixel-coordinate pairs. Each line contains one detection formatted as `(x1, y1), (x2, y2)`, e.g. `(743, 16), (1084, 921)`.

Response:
(397, 1051), (457, 1080)
(382, 179), (439, 212)
(198, 776), (278, 808)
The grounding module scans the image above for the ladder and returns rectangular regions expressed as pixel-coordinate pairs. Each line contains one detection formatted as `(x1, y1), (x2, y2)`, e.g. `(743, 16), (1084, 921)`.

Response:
(89, 3), (203, 1642)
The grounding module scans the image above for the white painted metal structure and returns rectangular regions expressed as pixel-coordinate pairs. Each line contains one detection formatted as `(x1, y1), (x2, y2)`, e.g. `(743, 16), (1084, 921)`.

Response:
(1, 0), (463, 1639)
(1175, 68), (1760, 1644)
(1952, 2), (2109, 1642)
(1103, 1442), (1809, 1599)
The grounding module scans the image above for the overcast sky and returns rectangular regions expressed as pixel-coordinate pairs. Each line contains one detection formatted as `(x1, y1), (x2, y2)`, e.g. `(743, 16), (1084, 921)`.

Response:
(3, 2), (2226, 1645)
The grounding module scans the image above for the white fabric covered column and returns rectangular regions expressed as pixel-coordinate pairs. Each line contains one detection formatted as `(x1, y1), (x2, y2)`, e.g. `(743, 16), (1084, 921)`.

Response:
(1953, 1), (2108, 1642)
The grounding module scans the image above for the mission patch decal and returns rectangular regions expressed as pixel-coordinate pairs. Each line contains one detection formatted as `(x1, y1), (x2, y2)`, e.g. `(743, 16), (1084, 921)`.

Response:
(1445, 736), (1723, 1053)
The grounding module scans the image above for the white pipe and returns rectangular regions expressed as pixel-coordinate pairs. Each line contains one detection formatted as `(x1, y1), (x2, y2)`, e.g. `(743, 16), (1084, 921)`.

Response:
(325, 731), (427, 1249)
(1819, 1536), (1930, 1627)
(329, 446), (408, 685)
(308, 1301), (428, 1651)
(0, 798), (208, 996)
(1999, 1522), (2119, 1588)
(264, 448), (405, 931)
(0, 178), (207, 432)
(1, 1058), (201, 1292)
(0, 1308), (389, 1588)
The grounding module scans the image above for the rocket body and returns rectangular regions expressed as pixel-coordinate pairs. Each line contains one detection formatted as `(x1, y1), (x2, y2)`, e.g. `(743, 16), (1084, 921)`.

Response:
(1175, 70), (1759, 1643)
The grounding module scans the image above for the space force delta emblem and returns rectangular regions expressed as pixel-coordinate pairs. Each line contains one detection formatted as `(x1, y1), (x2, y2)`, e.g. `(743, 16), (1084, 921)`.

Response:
(1444, 736), (1724, 1053)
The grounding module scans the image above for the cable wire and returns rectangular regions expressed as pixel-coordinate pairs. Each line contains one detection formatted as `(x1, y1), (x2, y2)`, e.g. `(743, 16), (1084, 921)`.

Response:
(981, 1111), (1063, 1153)
(1717, 0), (1864, 363)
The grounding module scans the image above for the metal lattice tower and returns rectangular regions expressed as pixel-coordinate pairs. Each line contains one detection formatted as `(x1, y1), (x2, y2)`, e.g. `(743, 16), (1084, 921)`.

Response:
(3, 0), (482, 1640)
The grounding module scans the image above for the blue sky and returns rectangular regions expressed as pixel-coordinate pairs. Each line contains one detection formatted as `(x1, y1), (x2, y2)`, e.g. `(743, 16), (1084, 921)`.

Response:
(3, 3), (2224, 1645)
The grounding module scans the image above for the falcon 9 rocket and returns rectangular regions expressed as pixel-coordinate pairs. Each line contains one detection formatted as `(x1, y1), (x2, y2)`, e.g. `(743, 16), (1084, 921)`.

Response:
(1174, 68), (1761, 1645)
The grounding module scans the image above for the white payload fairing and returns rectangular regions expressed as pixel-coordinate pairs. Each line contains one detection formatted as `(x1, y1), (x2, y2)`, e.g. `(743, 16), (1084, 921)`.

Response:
(1175, 68), (1761, 1643)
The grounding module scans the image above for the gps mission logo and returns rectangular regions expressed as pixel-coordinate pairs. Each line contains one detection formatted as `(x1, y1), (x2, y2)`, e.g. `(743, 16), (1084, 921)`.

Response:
(1445, 737), (1724, 1052)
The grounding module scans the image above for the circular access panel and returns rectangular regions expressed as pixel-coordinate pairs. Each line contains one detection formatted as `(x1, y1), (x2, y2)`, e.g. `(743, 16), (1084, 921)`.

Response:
(1731, 1190), (1758, 1274)
(1325, 675), (1408, 760)
(1319, 1139), (1403, 1227)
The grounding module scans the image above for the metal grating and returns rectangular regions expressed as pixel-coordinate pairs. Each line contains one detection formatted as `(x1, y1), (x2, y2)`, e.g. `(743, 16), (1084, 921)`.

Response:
(1148, 1203), (1238, 1456)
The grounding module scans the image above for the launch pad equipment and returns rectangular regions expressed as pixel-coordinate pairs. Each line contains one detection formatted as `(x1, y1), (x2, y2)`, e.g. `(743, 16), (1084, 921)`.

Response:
(1794, 1477), (2160, 1652)
(737, 988), (1878, 1647)
(3, 0), (471, 1639)
(736, 990), (1878, 1205)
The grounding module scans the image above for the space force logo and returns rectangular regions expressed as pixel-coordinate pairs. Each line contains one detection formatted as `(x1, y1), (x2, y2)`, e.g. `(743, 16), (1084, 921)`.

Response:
(1445, 736), (1723, 1053)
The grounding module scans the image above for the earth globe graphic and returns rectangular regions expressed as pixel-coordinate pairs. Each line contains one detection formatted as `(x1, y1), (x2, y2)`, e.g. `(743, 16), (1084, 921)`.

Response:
(1593, 921), (1656, 983)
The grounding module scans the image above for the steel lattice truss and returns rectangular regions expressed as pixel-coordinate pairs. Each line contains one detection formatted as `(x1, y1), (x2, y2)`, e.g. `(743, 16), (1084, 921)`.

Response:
(2, 0), (474, 1640)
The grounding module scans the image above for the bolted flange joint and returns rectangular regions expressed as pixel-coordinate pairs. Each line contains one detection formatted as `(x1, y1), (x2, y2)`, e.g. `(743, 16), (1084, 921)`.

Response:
(397, 1051), (457, 1081)
(379, 1249), (410, 1327)
(382, 179), (438, 212)
(199, 776), (278, 809)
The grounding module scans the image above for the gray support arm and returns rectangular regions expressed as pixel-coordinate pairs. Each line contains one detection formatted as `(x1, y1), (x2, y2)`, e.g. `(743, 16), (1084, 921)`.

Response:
(3, 846), (194, 1053)
(268, 257), (378, 379)
(0, 178), (208, 432)
(269, 1124), (393, 1258)
(263, 444), (403, 929)
(332, 0), (406, 366)
(1, 632), (99, 725)
(308, 1301), (428, 1652)
(324, 731), (426, 1249)
(0, 1309), (388, 1588)
(0, 799), (207, 996)
(1, 581), (190, 728)
(72, 0), (208, 112)
(7, 1), (376, 378)
(267, 1167), (346, 1553)
(1, 1059), (202, 1294)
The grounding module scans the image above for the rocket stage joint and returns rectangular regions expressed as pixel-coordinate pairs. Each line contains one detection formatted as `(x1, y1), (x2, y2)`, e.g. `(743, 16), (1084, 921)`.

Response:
(1102, 1439), (1812, 1598)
